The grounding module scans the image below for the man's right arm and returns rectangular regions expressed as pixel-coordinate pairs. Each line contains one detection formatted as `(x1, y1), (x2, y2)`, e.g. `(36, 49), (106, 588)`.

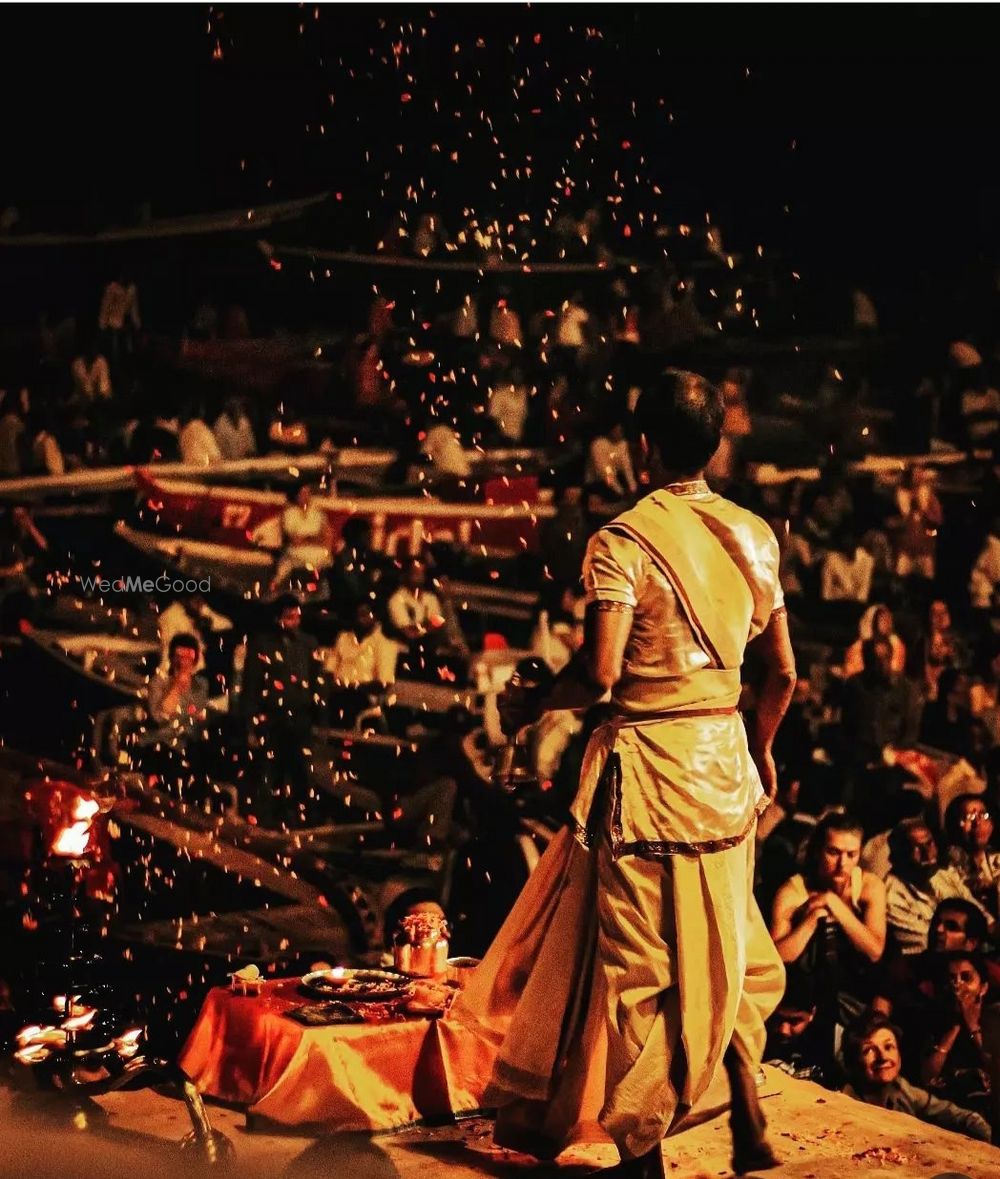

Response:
(500, 528), (637, 731)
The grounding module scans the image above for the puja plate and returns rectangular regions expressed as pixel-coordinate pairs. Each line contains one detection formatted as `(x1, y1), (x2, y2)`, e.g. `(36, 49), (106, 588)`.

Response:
(299, 968), (412, 1002)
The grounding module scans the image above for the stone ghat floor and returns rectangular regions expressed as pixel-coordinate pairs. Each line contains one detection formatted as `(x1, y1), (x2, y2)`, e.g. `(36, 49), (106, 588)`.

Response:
(2, 1067), (998, 1179)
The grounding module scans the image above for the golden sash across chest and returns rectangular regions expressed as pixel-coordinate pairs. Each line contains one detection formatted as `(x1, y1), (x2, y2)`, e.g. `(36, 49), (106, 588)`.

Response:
(606, 493), (755, 670)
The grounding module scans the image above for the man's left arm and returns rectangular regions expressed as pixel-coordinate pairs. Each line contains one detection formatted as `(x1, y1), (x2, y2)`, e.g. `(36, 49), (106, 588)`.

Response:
(746, 609), (797, 799)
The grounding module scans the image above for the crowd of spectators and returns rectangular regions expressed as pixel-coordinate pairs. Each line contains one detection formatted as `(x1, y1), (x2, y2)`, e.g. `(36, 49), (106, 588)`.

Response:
(5, 241), (1000, 1142)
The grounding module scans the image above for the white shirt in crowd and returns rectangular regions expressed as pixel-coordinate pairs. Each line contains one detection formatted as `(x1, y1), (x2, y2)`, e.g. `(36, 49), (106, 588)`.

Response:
(179, 419), (223, 466)
(157, 599), (232, 673)
(71, 354), (112, 400)
(387, 586), (444, 636)
(421, 423), (472, 476)
(213, 412), (257, 461)
(557, 301), (589, 348)
(970, 533), (1000, 610)
(883, 868), (986, 956)
(282, 502), (327, 545)
(323, 625), (400, 687)
(586, 435), (638, 497)
(488, 381), (529, 442)
(820, 546), (874, 603)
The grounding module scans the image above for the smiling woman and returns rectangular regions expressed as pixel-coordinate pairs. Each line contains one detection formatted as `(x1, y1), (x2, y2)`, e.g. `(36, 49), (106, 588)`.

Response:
(843, 1011), (991, 1142)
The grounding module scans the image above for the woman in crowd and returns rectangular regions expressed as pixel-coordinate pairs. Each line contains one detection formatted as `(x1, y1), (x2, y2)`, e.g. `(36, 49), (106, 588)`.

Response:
(922, 598), (965, 701)
(943, 794), (1000, 922)
(842, 1012), (990, 1141)
(920, 951), (993, 1115)
(843, 605), (906, 679)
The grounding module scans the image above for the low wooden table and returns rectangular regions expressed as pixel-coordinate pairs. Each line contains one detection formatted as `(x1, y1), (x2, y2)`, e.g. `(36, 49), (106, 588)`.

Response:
(179, 978), (497, 1132)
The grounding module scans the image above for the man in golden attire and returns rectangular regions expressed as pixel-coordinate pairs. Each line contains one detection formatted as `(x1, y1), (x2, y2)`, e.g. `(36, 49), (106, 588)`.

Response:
(454, 370), (795, 1176)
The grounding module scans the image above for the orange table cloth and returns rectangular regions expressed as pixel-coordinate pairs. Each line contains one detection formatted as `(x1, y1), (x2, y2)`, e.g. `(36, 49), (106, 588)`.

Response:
(178, 979), (498, 1131)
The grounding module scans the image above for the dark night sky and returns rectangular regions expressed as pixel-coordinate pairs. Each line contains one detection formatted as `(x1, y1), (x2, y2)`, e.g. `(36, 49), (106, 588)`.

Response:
(2, 4), (999, 322)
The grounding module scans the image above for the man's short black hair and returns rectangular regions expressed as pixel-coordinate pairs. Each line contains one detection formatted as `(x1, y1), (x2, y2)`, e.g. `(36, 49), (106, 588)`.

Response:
(887, 816), (931, 871)
(632, 368), (723, 475)
(168, 632), (200, 657)
(803, 810), (864, 880)
(932, 897), (989, 945)
(936, 948), (990, 988)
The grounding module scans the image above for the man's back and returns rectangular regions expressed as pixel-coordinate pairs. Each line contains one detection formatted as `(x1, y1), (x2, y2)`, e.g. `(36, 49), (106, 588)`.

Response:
(574, 481), (784, 854)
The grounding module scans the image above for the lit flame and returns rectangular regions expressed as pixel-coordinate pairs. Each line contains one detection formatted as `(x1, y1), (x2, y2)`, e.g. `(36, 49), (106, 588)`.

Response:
(114, 1028), (143, 1058)
(63, 1008), (97, 1032)
(51, 795), (101, 858)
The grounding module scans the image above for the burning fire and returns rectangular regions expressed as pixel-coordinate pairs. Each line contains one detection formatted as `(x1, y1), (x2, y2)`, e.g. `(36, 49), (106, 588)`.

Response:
(50, 796), (101, 858)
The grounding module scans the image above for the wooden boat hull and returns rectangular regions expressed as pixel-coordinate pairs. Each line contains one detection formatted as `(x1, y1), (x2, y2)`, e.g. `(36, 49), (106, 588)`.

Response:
(134, 471), (553, 553)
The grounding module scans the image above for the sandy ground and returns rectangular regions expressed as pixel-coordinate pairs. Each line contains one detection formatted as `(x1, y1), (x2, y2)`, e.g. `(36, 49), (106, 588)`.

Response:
(2, 1067), (998, 1179)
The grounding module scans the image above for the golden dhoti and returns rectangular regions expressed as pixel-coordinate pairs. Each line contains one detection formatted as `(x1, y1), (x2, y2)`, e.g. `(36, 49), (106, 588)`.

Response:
(452, 817), (784, 1159)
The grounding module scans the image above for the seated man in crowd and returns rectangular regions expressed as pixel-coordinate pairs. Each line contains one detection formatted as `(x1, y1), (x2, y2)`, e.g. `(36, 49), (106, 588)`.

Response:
(842, 1012), (991, 1141)
(386, 557), (445, 643)
(771, 812), (886, 1035)
(764, 969), (839, 1087)
(213, 396), (257, 461)
(585, 416), (638, 505)
(969, 516), (1000, 613)
(142, 633), (210, 798)
(326, 516), (387, 625)
(883, 817), (985, 956)
(386, 558), (469, 676)
(270, 480), (334, 593)
(157, 591), (232, 680)
(323, 603), (401, 727)
(819, 530), (874, 603)
(148, 634), (209, 723)
(840, 636), (921, 776)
